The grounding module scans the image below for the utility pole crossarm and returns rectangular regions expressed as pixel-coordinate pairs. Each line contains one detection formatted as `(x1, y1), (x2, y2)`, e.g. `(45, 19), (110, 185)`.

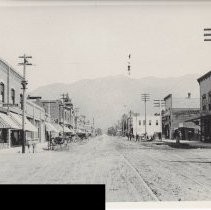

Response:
(204, 28), (211, 41)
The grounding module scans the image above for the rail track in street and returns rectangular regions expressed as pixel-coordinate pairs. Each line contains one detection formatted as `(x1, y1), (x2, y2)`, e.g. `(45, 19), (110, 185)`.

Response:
(114, 137), (211, 201)
(114, 148), (160, 201)
(122, 145), (211, 199)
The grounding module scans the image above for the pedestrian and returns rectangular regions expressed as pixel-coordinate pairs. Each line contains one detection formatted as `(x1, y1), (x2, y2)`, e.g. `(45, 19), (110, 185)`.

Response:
(176, 129), (181, 144)
(27, 142), (31, 153)
(32, 142), (36, 153)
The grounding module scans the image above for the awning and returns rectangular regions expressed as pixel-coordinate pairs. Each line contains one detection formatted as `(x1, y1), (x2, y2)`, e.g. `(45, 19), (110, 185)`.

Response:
(52, 123), (63, 132)
(63, 126), (73, 133)
(52, 123), (74, 133)
(185, 116), (201, 122)
(76, 129), (85, 134)
(0, 112), (21, 129)
(45, 122), (59, 133)
(9, 113), (38, 132)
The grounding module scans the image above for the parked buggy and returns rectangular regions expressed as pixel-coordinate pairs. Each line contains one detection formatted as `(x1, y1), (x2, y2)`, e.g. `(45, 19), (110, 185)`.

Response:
(77, 133), (86, 140)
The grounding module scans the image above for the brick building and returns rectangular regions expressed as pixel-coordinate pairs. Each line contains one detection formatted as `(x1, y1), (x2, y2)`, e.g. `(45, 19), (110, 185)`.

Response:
(37, 96), (75, 131)
(0, 58), (45, 148)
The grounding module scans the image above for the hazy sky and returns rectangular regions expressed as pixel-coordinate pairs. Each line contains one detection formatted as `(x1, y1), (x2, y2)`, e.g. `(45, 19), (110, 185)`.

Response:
(1, 0), (211, 91)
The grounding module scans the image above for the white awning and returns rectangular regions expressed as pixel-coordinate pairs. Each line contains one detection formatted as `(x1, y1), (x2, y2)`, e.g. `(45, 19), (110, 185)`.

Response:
(9, 113), (38, 132)
(76, 129), (85, 134)
(0, 112), (21, 129)
(63, 126), (72, 133)
(45, 122), (59, 133)
(52, 123), (63, 132)
(52, 123), (74, 133)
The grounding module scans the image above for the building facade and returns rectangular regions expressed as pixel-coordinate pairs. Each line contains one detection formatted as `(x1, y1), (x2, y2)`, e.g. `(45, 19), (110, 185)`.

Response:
(132, 115), (161, 137)
(25, 100), (46, 143)
(162, 93), (200, 140)
(197, 71), (211, 142)
(0, 58), (45, 148)
(37, 97), (74, 130)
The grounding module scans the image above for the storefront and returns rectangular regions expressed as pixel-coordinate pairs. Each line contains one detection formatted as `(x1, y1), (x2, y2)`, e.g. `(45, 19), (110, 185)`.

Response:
(9, 112), (38, 146)
(45, 122), (59, 141)
(200, 115), (211, 142)
(0, 112), (21, 147)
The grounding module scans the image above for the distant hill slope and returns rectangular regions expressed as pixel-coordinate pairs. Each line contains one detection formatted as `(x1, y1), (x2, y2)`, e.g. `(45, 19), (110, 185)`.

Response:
(30, 74), (200, 130)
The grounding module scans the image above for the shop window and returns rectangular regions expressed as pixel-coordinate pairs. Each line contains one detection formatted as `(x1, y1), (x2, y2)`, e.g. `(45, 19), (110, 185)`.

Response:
(0, 83), (4, 103)
(11, 89), (15, 105)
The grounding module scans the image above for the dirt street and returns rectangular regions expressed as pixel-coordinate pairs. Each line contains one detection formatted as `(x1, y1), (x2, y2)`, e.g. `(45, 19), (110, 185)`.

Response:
(0, 135), (211, 202)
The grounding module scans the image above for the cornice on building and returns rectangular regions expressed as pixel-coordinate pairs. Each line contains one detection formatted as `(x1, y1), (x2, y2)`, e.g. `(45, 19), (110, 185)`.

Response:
(0, 57), (24, 81)
(197, 71), (211, 84)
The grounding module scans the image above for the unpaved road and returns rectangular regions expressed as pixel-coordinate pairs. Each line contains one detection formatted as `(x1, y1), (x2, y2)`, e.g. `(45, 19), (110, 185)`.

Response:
(0, 135), (211, 202)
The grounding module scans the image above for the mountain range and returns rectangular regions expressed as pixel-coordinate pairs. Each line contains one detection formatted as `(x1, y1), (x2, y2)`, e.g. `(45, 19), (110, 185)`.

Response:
(30, 74), (201, 130)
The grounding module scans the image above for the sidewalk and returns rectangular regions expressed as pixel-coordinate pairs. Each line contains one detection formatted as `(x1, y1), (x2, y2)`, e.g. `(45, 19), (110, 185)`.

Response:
(118, 135), (211, 149)
(0, 142), (48, 154)
(162, 139), (211, 149)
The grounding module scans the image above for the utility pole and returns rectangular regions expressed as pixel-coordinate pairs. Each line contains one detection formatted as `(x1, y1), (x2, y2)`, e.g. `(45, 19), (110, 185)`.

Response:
(141, 93), (150, 141)
(122, 104), (127, 137)
(60, 93), (68, 139)
(134, 112), (139, 139)
(153, 99), (165, 140)
(129, 110), (132, 139)
(93, 117), (95, 136)
(18, 54), (32, 154)
(127, 54), (131, 76)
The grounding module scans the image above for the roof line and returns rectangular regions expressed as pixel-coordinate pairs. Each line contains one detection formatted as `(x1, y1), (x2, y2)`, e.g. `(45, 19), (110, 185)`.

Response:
(0, 57), (23, 80)
(197, 71), (211, 83)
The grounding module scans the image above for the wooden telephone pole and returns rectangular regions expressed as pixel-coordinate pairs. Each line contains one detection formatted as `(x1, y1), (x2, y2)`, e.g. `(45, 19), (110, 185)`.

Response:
(141, 93), (150, 141)
(18, 54), (32, 154)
